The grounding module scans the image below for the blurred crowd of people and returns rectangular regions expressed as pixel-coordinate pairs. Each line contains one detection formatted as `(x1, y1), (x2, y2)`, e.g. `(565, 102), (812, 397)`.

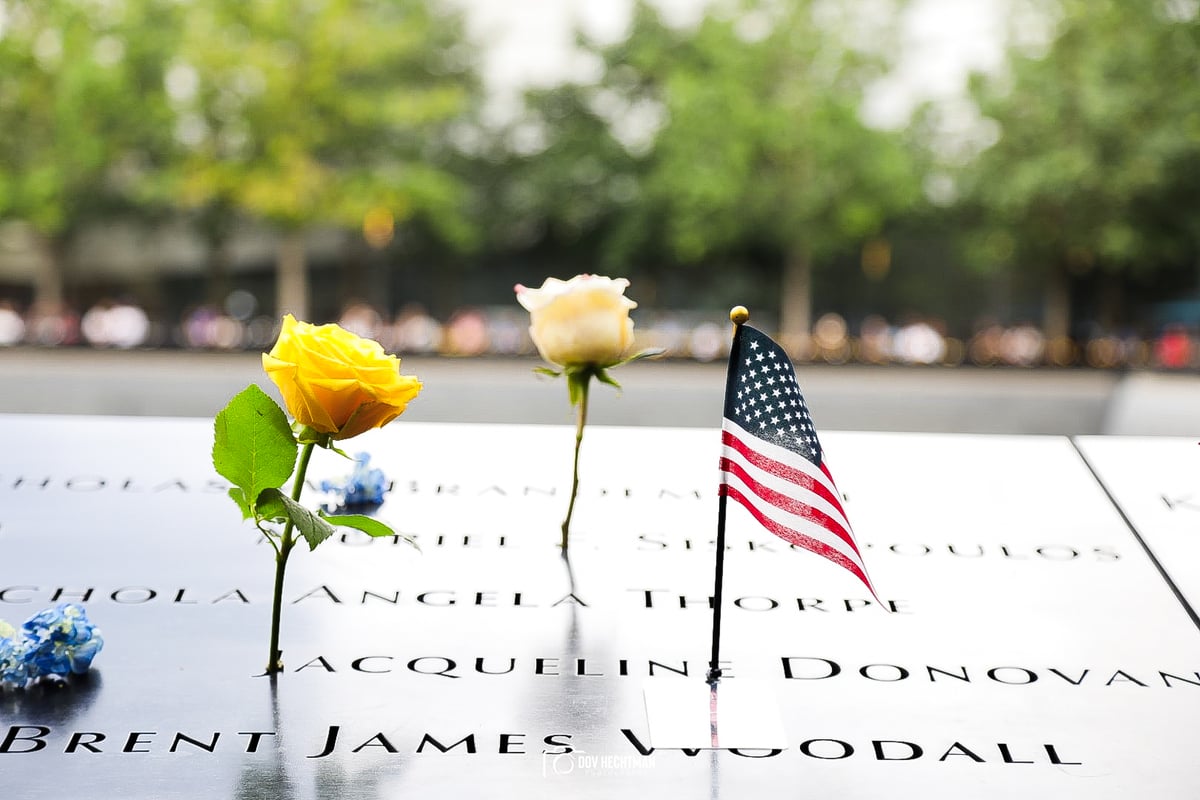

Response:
(0, 297), (1197, 371)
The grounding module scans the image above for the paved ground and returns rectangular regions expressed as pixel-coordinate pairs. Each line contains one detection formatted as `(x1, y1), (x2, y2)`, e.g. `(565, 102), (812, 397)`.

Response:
(0, 347), (1197, 436)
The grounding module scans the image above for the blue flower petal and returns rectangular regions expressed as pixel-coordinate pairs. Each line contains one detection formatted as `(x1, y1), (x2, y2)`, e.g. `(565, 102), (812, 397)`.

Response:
(3, 604), (103, 688)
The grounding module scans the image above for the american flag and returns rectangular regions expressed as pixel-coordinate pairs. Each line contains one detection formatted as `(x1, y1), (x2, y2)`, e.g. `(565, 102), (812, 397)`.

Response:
(719, 324), (878, 598)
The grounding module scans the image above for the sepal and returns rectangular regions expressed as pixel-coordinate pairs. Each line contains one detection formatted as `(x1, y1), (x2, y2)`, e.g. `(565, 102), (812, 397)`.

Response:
(564, 367), (591, 407)
(619, 347), (666, 365)
(294, 424), (334, 449)
(593, 368), (621, 390)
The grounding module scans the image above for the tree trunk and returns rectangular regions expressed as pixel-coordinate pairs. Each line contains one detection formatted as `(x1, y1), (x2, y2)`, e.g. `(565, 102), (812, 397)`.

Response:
(202, 208), (234, 308)
(1042, 265), (1071, 341)
(275, 230), (308, 320)
(780, 247), (812, 340)
(342, 242), (367, 306)
(31, 231), (65, 313)
(1095, 272), (1122, 331)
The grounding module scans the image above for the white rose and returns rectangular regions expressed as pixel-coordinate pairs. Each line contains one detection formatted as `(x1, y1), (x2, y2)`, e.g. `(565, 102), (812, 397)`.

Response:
(515, 275), (637, 367)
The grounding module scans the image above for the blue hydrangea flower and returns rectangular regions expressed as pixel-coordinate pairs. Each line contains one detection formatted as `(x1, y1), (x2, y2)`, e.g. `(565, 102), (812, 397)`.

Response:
(0, 604), (104, 689)
(320, 452), (389, 511)
(0, 629), (33, 688)
(22, 603), (104, 676)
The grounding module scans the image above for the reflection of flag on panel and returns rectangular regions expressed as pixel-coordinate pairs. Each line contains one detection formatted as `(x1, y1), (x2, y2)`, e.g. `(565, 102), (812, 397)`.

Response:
(719, 324), (877, 598)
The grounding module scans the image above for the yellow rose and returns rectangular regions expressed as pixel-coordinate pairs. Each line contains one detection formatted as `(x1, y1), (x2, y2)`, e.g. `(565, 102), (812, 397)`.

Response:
(262, 314), (422, 440)
(514, 275), (637, 367)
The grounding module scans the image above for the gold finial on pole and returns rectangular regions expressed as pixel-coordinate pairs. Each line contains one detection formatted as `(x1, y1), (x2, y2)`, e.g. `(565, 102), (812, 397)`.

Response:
(730, 306), (750, 326)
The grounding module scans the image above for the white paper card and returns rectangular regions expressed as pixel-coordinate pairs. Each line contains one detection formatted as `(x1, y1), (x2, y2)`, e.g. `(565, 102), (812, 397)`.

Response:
(644, 681), (788, 749)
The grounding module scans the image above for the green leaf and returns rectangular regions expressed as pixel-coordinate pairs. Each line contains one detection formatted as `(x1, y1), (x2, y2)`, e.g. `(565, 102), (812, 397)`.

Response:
(319, 511), (393, 537)
(227, 487), (252, 519)
(320, 512), (419, 549)
(254, 490), (288, 522)
(257, 488), (337, 551)
(534, 366), (562, 378)
(213, 386), (298, 514)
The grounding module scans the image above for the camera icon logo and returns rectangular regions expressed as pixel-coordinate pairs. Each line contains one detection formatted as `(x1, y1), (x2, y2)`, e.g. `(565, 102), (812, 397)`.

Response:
(542, 749), (580, 777)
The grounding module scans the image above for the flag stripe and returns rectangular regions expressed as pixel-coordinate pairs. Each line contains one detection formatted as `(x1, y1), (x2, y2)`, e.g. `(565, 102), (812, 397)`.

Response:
(720, 426), (847, 519)
(721, 484), (873, 591)
(719, 467), (865, 569)
(718, 455), (859, 556)
(719, 429), (853, 539)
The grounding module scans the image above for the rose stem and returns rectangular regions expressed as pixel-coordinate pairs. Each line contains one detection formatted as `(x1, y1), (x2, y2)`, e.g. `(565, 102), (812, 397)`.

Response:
(267, 441), (315, 674)
(561, 376), (590, 553)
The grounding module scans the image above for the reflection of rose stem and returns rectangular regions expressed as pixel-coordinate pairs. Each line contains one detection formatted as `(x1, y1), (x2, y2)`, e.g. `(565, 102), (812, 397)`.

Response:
(267, 442), (315, 674)
(561, 377), (589, 553)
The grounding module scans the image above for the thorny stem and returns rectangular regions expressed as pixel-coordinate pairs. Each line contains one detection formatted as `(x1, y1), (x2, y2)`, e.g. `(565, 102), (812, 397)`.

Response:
(266, 442), (315, 674)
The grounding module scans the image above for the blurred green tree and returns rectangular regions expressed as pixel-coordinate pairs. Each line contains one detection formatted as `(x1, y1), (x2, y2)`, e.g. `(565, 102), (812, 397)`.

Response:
(0, 0), (183, 312)
(169, 0), (481, 319)
(587, 0), (922, 337)
(476, 82), (646, 272)
(958, 0), (1200, 338)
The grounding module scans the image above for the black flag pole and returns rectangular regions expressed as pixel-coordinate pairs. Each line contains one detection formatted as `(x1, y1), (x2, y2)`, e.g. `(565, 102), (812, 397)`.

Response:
(707, 306), (750, 684)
